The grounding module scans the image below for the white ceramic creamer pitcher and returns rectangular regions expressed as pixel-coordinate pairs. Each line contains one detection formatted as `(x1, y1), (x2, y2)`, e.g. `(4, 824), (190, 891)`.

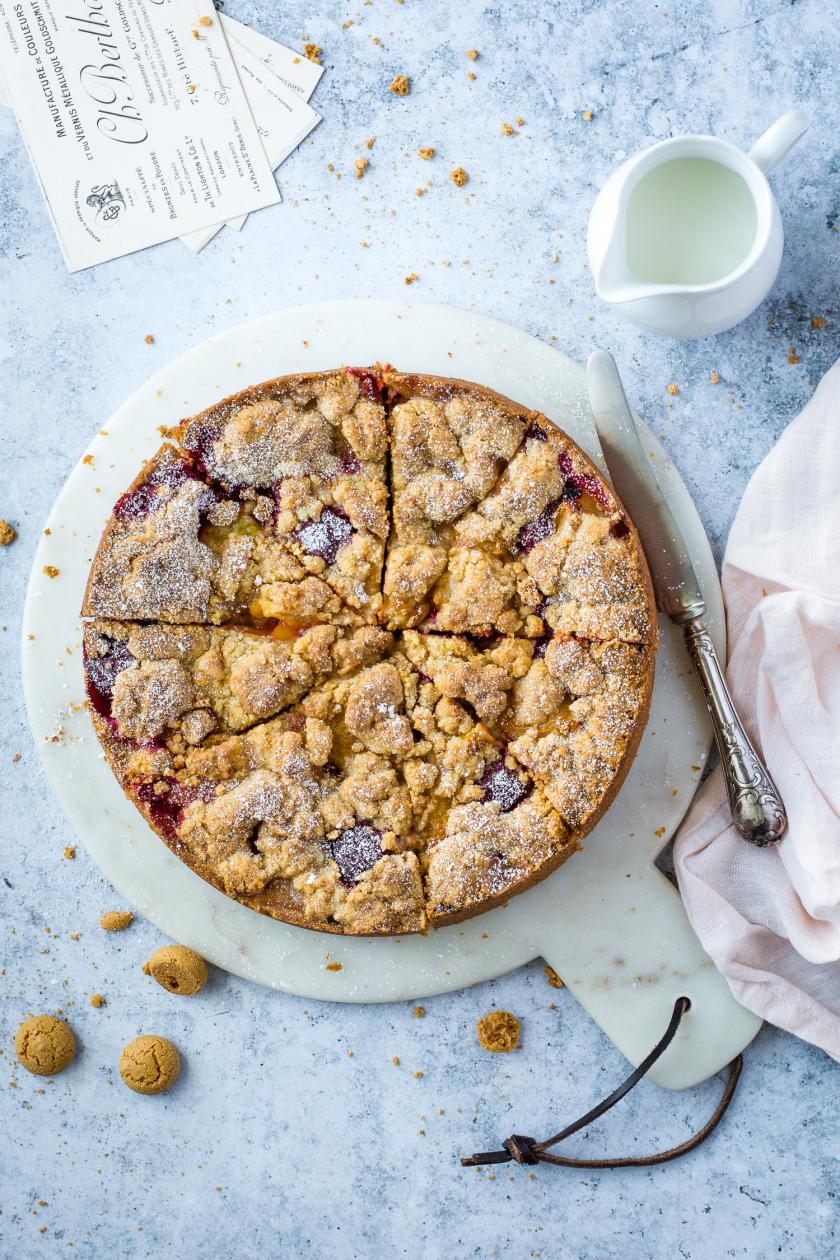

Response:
(587, 109), (809, 338)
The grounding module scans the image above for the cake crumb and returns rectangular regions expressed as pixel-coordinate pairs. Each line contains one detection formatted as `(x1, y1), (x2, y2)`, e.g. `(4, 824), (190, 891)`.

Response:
(709, 370), (721, 384)
(450, 166), (468, 187)
(467, 71), (476, 81)
(325, 961), (343, 972)
(476, 1010), (520, 1053)
(392, 1055), (400, 1065)
(90, 994), (105, 1008)
(582, 109), (594, 121)
(811, 315), (827, 329)
(412, 1005), (425, 1018)
(543, 964), (564, 989)
(303, 43), (322, 64)
(404, 272), (418, 285)
(63, 847), (75, 860)
(415, 188), (426, 197)
(515, 116), (525, 127)
(413, 1070), (423, 1078)
(100, 910), (133, 932)
(0, 520), (16, 545)
(82, 453), (95, 467)
(788, 346), (800, 364)
(354, 157), (369, 180)
(366, 136), (376, 150)
(43, 565), (60, 579)
(144, 334), (155, 344)
(502, 122), (516, 136)
(198, 14), (212, 26)
(69, 932), (80, 941)
(418, 146), (435, 160)
(12, 752), (22, 763)
(666, 383), (680, 396)
(389, 74), (410, 95)
(466, 48), (478, 60)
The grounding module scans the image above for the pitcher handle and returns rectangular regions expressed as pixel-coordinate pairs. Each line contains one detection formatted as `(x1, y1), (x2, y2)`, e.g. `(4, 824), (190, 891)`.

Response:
(748, 108), (810, 175)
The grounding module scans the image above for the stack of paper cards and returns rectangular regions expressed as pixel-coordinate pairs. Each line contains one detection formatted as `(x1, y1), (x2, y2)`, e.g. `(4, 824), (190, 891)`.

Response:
(0, 2), (322, 270)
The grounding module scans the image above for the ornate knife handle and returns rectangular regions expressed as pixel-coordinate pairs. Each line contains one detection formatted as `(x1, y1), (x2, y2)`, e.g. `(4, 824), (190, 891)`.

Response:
(683, 617), (787, 846)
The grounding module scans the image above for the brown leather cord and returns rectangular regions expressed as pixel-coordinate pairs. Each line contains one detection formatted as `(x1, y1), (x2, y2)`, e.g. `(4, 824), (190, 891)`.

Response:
(461, 996), (743, 1170)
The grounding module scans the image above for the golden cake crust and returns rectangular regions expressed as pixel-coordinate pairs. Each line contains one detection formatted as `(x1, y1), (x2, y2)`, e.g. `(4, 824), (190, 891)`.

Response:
(82, 366), (657, 936)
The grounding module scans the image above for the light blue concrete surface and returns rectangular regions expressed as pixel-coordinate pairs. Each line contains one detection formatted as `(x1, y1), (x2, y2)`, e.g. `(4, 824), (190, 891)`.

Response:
(1, 2), (838, 1257)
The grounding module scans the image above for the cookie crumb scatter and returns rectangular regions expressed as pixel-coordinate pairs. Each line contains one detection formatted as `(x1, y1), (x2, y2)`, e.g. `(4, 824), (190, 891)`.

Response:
(43, 565), (60, 578)
(412, 1005), (425, 1018)
(389, 74), (410, 95)
(788, 346), (799, 364)
(414, 1070), (423, 1078)
(100, 910), (133, 932)
(366, 136), (376, 150)
(82, 453), (95, 467)
(354, 157), (369, 180)
(404, 272), (418, 285)
(119, 1035), (180, 1095)
(543, 964), (564, 989)
(198, 14), (212, 26)
(811, 315), (827, 329)
(15, 1015), (76, 1076)
(63, 847), (75, 860)
(467, 71), (476, 80)
(144, 945), (208, 995)
(418, 146), (435, 160)
(303, 43), (322, 64)
(502, 122), (516, 136)
(654, 826), (666, 837)
(476, 1010), (520, 1053)
(415, 187), (426, 197)
(582, 109), (594, 121)
(709, 370), (721, 384)
(12, 752), (22, 763)
(325, 961), (343, 972)
(69, 932), (80, 941)
(666, 383), (680, 396)
(392, 1055), (400, 1065)
(450, 166), (468, 187)
(466, 48), (478, 60)
(90, 994), (105, 1008)
(0, 519), (16, 545)
(144, 334), (155, 345)
(515, 116), (525, 127)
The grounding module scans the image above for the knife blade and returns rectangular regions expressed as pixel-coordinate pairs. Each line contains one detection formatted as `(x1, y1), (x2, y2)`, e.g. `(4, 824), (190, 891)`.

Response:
(585, 349), (704, 624)
(585, 348), (786, 847)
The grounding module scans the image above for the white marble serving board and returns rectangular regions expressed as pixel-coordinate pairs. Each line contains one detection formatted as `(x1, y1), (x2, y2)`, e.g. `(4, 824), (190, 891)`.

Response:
(21, 300), (761, 1090)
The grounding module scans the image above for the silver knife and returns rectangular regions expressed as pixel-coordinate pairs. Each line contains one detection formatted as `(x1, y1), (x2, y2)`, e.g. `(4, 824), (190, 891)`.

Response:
(586, 349), (786, 847)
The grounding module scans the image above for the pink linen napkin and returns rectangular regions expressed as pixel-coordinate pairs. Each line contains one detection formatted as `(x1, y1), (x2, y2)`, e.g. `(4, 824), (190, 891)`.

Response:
(674, 360), (840, 1062)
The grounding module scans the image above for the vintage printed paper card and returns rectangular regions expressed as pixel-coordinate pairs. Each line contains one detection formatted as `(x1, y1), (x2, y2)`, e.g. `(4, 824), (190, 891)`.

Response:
(0, 0), (280, 270)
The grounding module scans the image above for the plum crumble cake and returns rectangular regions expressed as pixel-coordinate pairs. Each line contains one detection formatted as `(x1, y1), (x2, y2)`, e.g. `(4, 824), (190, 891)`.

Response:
(83, 367), (657, 935)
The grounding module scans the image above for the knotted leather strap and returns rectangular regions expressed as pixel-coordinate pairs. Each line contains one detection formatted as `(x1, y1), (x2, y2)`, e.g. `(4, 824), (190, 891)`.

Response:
(461, 997), (743, 1170)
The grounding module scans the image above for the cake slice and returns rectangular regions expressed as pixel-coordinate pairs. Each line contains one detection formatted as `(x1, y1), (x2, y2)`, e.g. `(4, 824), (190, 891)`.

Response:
(84, 369), (390, 626)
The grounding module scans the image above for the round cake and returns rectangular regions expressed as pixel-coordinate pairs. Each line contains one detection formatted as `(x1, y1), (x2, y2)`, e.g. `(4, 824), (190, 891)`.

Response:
(82, 366), (657, 935)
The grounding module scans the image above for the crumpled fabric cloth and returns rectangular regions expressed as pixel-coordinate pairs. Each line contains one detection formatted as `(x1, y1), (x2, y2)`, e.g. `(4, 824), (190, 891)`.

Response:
(674, 360), (840, 1062)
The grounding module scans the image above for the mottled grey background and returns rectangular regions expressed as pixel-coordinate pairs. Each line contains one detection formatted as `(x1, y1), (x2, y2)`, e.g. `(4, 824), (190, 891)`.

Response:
(1, 1), (838, 1257)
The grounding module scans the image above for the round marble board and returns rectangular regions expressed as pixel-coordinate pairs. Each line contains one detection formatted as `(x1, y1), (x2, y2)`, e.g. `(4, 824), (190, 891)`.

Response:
(22, 300), (761, 1089)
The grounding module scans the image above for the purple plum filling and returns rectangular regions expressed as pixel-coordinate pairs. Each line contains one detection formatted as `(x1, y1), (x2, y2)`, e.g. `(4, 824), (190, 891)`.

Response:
(610, 519), (630, 539)
(346, 367), (384, 403)
(558, 452), (611, 510)
(480, 759), (531, 813)
(84, 637), (136, 717)
(182, 420), (223, 478)
(293, 506), (355, 565)
(329, 822), (383, 885)
(134, 778), (213, 842)
(524, 420), (548, 442)
(516, 499), (560, 554)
